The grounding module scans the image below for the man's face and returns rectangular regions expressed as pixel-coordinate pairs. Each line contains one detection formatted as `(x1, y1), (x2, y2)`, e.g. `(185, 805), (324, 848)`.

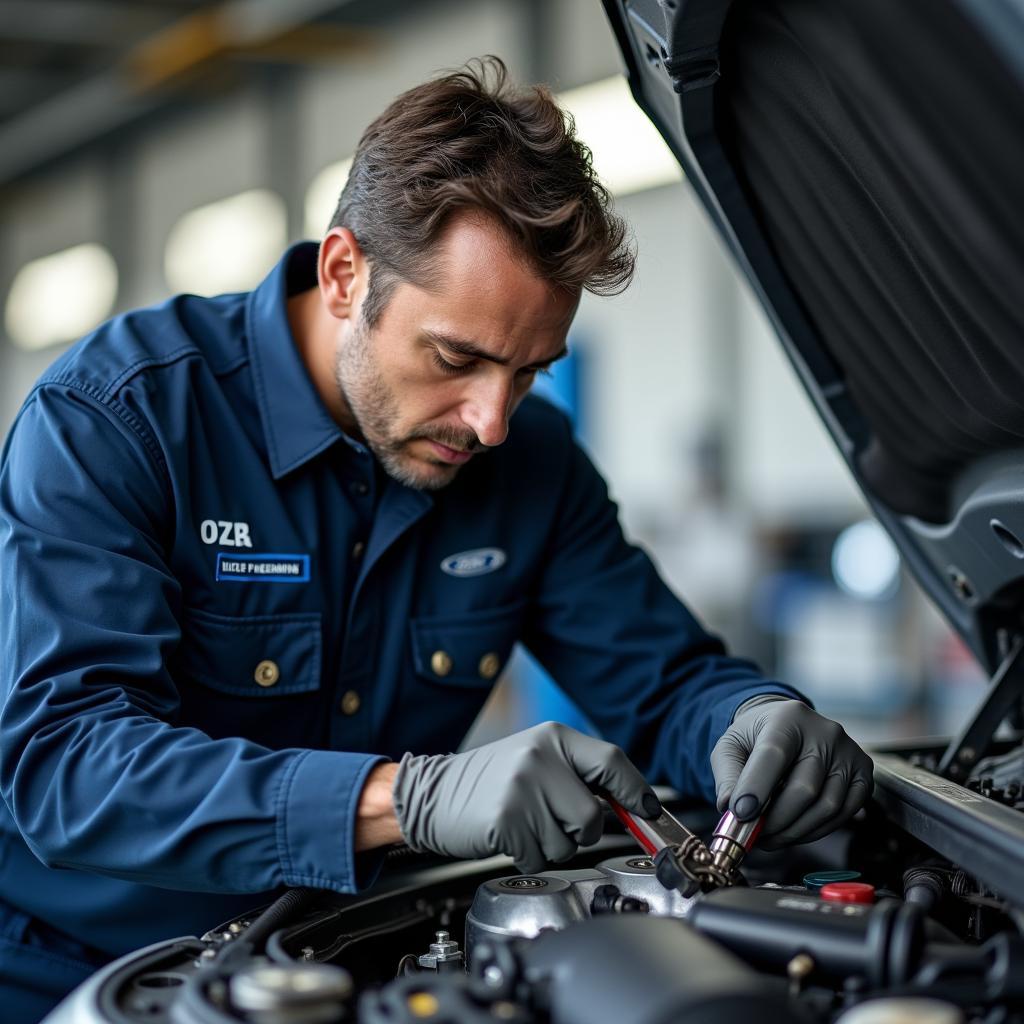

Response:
(335, 215), (578, 490)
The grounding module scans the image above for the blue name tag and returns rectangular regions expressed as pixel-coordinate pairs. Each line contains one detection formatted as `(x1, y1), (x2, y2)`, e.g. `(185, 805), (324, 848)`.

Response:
(216, 553), (310, 583)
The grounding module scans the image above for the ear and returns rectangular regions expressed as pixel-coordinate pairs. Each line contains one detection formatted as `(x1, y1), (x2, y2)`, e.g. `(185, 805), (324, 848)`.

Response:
(318, 227), (368, 320)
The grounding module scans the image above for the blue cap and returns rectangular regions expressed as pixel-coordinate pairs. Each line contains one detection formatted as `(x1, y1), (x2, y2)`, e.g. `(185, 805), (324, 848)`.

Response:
(803, 870), (862, 891)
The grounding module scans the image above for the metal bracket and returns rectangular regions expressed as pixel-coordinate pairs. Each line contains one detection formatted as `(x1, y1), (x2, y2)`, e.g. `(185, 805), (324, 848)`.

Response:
(937, 634), (1024, 780)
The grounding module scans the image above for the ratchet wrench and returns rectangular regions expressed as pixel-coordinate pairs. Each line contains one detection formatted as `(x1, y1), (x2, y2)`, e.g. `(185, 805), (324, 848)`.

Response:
(607, 797), (764, 893)
(607, 797), (706, 861)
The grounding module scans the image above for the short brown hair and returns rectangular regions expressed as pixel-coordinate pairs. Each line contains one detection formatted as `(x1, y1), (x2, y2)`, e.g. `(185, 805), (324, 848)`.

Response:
(329, 56), (635, 326)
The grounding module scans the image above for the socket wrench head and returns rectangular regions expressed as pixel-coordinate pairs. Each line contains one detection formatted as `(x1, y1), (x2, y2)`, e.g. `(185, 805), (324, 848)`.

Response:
(709, 810), (764, 876)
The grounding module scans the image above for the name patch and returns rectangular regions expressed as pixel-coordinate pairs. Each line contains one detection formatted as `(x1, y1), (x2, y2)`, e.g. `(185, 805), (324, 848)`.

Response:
(440, 547), (507, 578)
(216, 553), (310, 583)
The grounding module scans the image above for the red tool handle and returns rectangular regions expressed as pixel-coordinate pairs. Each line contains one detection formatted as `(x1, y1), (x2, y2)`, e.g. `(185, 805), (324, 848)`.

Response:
(607, 797), (661, 855)
(606, 796), (705, 857)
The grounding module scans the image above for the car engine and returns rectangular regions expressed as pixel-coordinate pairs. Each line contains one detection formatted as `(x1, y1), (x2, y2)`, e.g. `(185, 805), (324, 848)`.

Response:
(56, 742), (1024, 1024)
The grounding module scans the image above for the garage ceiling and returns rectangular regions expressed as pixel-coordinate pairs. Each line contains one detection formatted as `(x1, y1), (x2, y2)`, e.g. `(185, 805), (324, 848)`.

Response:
(0, 0), (403, 186)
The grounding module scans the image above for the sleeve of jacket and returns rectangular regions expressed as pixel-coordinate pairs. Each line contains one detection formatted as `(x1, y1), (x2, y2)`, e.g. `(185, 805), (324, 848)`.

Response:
(0, 383), (385, 894)
(522, 416), (805, 802)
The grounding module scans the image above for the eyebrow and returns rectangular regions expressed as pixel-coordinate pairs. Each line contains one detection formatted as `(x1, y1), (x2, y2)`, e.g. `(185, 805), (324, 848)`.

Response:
(422, 329), (568, 370)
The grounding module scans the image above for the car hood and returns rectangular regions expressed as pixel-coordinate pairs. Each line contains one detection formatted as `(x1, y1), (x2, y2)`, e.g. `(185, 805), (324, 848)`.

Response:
(603, 0), (1024, 674)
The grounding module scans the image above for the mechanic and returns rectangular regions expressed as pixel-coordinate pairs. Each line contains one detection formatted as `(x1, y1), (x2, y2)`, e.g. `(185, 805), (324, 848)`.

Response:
(0, 58), (872, 1021)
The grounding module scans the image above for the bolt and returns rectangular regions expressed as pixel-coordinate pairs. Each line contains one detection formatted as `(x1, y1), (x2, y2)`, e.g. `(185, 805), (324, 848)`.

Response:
(949, 569), (974, 601)
(428, 931), (460, 956)
(483, 965), (504, 988)
(787, 953), (815, 996)
(788, 953), (814, 977)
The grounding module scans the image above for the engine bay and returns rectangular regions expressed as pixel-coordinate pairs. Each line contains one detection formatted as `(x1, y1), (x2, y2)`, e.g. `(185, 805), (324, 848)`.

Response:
(68, 744), (1024, 1024)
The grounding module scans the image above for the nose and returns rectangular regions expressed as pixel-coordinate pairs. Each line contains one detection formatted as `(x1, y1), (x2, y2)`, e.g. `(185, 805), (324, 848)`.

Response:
(460, 375), (514, 448)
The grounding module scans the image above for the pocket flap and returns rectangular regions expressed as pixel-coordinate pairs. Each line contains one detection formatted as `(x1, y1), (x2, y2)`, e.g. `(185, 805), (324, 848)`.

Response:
(410, 601), (525, 688)
(177, 606), (322, 697)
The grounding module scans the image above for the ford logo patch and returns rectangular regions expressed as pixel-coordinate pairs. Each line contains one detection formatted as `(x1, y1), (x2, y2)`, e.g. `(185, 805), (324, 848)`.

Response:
(440, 547), (507, 578)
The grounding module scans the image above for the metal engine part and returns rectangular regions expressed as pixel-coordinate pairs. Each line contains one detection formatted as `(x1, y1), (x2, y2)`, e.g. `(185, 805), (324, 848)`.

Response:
(228, 963), (352, 1024)
(416, 930), (464, 972)
(465, 854), (698, 956)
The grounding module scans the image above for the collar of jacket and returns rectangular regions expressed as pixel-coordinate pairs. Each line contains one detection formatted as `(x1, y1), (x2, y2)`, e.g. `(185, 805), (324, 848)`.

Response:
(247, 240), (361, 480)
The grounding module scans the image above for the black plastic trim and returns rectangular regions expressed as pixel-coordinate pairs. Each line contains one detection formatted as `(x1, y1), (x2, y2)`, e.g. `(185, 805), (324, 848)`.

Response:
(872, 752), (1024, 905)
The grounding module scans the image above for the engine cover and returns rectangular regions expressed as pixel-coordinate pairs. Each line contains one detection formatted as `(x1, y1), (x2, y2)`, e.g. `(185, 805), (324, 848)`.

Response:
(465, 854), (698, 954)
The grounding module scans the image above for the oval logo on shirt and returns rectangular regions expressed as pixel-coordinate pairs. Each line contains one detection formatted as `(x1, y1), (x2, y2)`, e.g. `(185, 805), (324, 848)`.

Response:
(440, 547), (507, 578)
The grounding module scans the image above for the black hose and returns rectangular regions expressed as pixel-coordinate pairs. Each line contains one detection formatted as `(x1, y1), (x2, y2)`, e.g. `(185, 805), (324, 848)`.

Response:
(240, 887), (319, 953)
(903, 868), (945, 912)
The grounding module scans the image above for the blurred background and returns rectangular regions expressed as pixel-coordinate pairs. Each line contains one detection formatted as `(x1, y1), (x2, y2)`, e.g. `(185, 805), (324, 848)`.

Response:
(0, 0), (987, 751)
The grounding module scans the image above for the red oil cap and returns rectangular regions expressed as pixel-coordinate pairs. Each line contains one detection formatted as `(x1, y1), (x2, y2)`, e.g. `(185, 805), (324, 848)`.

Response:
(820, 881), (875, 904)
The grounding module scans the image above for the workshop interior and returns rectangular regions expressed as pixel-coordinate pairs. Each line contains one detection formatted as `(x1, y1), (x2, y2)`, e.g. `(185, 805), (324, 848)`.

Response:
(2, 0), (1024, 1022)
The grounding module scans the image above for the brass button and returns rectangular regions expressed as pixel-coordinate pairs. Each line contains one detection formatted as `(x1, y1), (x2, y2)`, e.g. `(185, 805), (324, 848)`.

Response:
(478, 652), (501, 680)
(352, 540), (365, 559)
(339, 690), (361, 715)
(254, 660), (279, 688)
(430, 650), (453, 677)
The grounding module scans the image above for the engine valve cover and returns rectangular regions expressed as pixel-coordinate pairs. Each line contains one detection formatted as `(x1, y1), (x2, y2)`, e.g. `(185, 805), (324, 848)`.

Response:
(465, 855), (699, 956)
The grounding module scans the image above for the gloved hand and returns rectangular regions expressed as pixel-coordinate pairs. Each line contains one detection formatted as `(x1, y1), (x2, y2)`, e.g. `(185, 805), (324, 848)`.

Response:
(392, 721), (660, 874)
(710, 696), (873, 848)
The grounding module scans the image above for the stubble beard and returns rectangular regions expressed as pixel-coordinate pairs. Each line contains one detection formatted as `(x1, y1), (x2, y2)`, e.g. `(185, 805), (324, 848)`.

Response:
(335, 317), (478, 491)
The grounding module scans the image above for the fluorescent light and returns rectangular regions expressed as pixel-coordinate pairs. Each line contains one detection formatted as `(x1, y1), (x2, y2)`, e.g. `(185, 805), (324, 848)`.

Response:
(304, 157), (353, 239)
(5, 243), (118, 351)
(832, 520), (901, 600)
(164, 188), (287, 296)
(557, 75), (682, 197)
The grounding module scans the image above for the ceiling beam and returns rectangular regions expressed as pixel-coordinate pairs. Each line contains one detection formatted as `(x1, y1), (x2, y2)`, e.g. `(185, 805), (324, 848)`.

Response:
(0, 68), (77, 93)
(0, 1), (170, 47)
(0, 0), (359, 185)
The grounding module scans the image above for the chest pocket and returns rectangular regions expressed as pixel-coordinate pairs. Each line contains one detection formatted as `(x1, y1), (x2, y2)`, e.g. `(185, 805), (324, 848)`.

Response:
(410, 600), (525, 688)
(176, 606), (322, 698)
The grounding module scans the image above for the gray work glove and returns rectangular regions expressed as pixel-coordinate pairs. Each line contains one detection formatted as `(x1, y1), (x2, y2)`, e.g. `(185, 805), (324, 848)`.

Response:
(392, 721), (660, 874)
(710, 696), (874, 848)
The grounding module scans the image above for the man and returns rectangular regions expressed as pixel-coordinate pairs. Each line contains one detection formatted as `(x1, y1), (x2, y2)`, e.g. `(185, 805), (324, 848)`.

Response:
(0, 58), (872, 1020)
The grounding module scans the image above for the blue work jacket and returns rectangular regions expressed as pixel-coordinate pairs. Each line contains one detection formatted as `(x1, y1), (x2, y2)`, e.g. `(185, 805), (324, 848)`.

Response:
(0, 243), (800, 959)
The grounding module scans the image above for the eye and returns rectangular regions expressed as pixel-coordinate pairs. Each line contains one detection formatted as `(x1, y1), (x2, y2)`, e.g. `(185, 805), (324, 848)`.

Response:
(432, 349), (472, 376)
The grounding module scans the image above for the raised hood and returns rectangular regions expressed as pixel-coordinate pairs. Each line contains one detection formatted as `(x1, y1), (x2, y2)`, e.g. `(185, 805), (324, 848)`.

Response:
(603, 0), (1024, 676)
